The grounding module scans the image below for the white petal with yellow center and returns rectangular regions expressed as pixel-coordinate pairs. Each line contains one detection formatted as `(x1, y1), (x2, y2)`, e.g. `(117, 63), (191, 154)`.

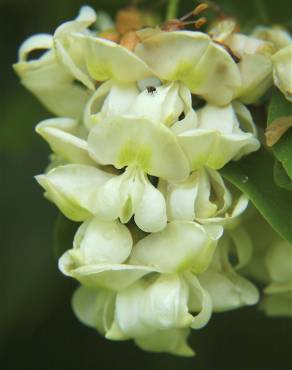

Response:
(95, 165), (167, 232)
(135, 31), (241, 105)
(76, 34), (152, 82)
(88, 115), (190, 182)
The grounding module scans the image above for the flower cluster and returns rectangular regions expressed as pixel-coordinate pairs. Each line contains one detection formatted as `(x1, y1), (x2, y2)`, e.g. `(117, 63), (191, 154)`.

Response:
(14, 5), (291, 356)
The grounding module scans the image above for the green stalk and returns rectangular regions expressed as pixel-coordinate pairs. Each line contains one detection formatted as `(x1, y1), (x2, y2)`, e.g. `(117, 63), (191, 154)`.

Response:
(166, 0), (180, 20)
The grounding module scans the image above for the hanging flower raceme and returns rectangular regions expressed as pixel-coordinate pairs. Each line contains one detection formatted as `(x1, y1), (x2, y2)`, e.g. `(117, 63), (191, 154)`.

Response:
(15, 2), (288, 358)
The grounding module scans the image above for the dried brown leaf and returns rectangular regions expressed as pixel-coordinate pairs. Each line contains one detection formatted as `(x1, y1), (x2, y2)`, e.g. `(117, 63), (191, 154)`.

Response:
(265, 116), (292, 146)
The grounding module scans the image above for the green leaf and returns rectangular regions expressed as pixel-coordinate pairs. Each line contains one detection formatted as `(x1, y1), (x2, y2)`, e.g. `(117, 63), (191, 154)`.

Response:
(268, 89), (292, 180)
(220, 147), (292, 244)
(53, 213), (80, 259)
(273, 160), (292, 190)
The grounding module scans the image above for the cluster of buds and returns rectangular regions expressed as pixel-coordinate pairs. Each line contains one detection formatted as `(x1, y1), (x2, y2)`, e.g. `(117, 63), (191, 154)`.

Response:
(14, 4), (292, 356)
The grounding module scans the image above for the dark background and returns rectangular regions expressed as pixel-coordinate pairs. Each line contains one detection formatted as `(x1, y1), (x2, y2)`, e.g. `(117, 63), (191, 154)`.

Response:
(0, 0), (291, 369)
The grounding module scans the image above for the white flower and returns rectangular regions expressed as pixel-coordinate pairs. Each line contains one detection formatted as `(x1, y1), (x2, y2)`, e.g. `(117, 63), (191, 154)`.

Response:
(58, 216), (154, 290)
(209, 19), (274, 104)
(13, 7), (97, 118)
(72, 282), (195, 357)
(252, 26), (291, 51)
(135, 29), (241, 106)
(71, 271), (213, 356)
(84, 79), (196, 132)
(159, 167), (248, 226)
(59, 219), (222, 356)
(66, 218), (260, 356)
(59, 219), (222, 288)
(36, 113), (191, 231)
(272, 45), (292, 102)
(53, 6), (97, 90)
(87, 115), (189, 181)
(196, 226), (259, 312)
(177, 102), (260, 170)
(75, 27), (241, 106)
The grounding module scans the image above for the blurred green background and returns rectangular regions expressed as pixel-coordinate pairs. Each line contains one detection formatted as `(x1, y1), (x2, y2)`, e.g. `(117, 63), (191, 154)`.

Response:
(0, 0), (291, 369)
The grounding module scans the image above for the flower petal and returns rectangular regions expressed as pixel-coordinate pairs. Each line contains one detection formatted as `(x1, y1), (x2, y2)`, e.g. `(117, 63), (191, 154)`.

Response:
(165, 168), (233, 223)
(115, 274), (193, 337)
(235, 54), (273, 104)
(72, 218), (132, 264)
(135, 328), (194, 357)
(13, 35), (90, 118)
(59, 261), (154, 291)
(36, 118), (95, 165)
(77, 34), (152, 82)
(134, 171), (167, 233)
(198, 230), (259, 312)
(185, 272), (212, 329)
(178, 104), (260, 170)
(129, 82), (184, 126)
(135, 31), (209, 80)
(135, 31), (240, 105)
(199, 269), (259, 312)
(130, 221), (223, 273)
(232, 100), (258, 136)
(54, 6), (97, 90)
(36, 164), (113, 221)
(72, 285), (115, 334)
(94, 166), (166, 232)
(88, 115), (190, 181)
(83, 81), (113, 130)
(142, 274), (192, 330)
(272, 45), (292, 102)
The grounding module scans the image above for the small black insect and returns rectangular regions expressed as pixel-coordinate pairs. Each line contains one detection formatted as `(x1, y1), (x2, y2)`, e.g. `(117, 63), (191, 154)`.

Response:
(146, 86), (157, 95)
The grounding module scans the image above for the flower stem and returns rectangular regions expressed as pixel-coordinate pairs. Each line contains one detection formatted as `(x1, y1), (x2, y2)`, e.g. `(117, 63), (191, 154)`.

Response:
(166, 0), (180, 20)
